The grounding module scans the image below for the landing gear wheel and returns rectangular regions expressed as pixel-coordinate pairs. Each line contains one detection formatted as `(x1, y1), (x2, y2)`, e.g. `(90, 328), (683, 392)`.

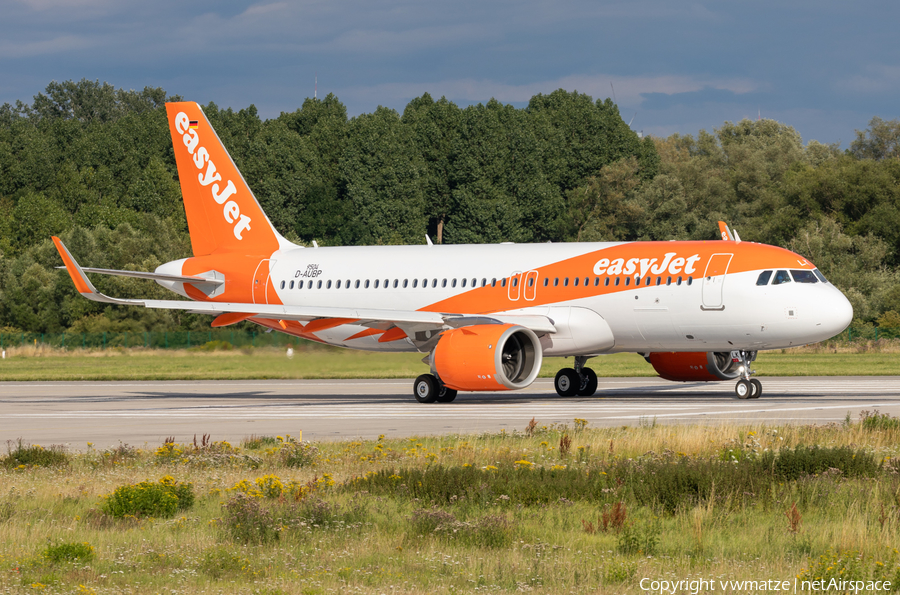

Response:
(735, 379), (751, 399)
(555, 368), (580, 397)
(578, 367), (598, 397)
(414, 374), (439, 403)
(749, 378), (762, 399)
(436, 386), (458, 403)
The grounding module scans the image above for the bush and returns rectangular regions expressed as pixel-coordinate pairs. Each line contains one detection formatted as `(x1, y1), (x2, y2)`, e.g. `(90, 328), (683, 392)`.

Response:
(102, 476), (194, 518)
(43, 542), (95, 563)
(409, 507), (513, 548)
(278, 437), (319, 468)
(760, 446), (881, 480)
(860, 410), (900, 431)
(617, 519), (661, 556)
(3, 440), (69, 468)
(222, 493), (280, 543)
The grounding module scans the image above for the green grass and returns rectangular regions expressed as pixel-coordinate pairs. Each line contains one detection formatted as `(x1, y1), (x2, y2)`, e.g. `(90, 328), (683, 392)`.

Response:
(0, 345), (896, 381)
(2, 420), (900, 593)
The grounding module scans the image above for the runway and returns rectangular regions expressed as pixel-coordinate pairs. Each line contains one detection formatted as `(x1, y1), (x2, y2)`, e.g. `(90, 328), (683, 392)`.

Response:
(1, 377), (899, 448)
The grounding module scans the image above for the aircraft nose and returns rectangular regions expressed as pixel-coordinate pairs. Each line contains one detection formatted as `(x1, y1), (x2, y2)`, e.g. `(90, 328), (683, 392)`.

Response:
(822, 286), (853, 337)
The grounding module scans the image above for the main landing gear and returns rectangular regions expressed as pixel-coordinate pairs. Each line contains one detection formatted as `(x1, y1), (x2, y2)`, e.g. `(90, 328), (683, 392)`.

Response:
(413, 374), (458, 403)
(733, 351), (762, 399)
(554, 356), (598, 397)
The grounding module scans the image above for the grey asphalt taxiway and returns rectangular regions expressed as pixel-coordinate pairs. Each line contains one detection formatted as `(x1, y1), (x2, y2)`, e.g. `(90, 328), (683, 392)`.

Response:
(1, 377), (899, 448)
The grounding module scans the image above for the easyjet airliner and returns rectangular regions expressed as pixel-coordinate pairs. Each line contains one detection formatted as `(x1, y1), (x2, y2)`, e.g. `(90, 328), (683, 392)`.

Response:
(52, 102), (853, 402)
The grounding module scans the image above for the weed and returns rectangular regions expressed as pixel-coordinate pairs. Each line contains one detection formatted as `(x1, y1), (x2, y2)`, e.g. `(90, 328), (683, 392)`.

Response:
(102, 475), (194, 518)
(860, 410), (900, 431)
(602, 501), (627, 533)
(763, 445), (881, 480)
(3, 439), (69, 468)
(617, 518), (661, 556)
(222, 493), (281, 543)
(278, 435), (319, 468)
(409, 507), (512, 548)
(603, 560), (637, 584)
(525, 417), (538, 437)
(785, 501), (802, 533)
(559, 434), (572, 457)
(242, 435), (280, 449)
(199, 545), (258, 579)
(43, 542), (94, 563)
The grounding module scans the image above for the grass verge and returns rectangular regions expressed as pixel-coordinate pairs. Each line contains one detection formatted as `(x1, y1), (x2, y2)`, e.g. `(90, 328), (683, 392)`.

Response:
(0, 343), (897, 381)
(2, 417), (900, 593)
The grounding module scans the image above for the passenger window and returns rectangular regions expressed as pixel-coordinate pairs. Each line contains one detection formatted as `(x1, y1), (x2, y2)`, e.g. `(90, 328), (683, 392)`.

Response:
(317, 280), (323, 289)
(543, 278), (549, 287)
(412, 279), (418, 288)
(625, 277), (630, 287)
(432, 279), (438, 288)
(442, 279), (448, 288)
(280, 281), (285, 290)
(500, 278), (506, 288)
(790, 270), (818, 284)
(512, 277), (518, 287)
(355, 280), (360, 289)
(756, 271), (773, 286)
(289, 281), (294, 290)
(646, 277), (652, 286)
(564, 278), (569, 287)
(403, 279), (408, 288)
(666, 276), (671, 286)
(772, 270), (791, 285)
(491, 278), (497, 287)
(364, 280), (370, 289)
(528, 277), (534, 287)
(393, 280), (399, 288)
(614, 278), (620, 286)
(554, 278), (559, 287)
(308, 280), (313, 289)
(656, 277), (661, 286)
(676, 277), (682, 286)
(604, 278), (610, 287)
(384, 279), (389, 288)
(452, 279), (457, 288)
(573, 277), (579, 287)
(346, 279), (350, 288)
(422, 279), (427, 288)
(687, 276), (693, 286)
(482, 278), (487, 287)
(374, 279), (379, 289)
(335, 280), (341, 289)
(594, 277), (599, 286)
(326, 280), (332, 289)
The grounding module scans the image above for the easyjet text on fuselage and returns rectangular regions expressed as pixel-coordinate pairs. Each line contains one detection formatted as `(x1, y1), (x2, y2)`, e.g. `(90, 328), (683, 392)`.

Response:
(593, 252), (702, 278)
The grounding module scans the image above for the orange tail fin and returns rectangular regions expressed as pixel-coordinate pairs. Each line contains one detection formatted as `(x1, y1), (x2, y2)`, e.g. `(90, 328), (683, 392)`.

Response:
(165, 102), (289, 257)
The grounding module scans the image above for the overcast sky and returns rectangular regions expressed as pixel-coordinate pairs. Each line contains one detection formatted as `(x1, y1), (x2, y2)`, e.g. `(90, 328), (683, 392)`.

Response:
(2, 0), (898, 145)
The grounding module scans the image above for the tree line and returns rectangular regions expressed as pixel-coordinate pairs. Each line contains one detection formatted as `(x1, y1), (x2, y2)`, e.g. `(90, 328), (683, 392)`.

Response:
(0, 79), (897, 335)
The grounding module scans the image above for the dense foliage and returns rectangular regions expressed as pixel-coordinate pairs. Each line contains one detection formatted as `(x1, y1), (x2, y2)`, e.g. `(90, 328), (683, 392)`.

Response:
(0, 79), (898, 333)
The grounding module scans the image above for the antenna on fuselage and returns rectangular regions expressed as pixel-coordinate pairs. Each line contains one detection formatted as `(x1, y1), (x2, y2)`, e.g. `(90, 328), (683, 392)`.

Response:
(425, 234), (434, 247)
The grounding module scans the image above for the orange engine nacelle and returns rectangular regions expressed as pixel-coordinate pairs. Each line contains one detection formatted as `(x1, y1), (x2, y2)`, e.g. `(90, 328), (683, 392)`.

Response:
(432, 324), (542, 392)
(647, 351), (742, 382)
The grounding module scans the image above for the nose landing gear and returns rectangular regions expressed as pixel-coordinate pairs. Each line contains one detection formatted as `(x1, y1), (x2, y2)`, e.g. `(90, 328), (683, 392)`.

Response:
(733, 351), (761, 399)
(554, 356), (598, 397)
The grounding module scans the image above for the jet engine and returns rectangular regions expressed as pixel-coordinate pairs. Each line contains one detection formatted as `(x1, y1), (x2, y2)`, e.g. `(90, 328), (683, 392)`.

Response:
(646, 351), (744, 382)
(432, 324), (542, 391)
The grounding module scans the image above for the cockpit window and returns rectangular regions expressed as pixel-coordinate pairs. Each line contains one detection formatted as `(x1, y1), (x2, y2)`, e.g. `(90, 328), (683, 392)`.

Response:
(756, 270), (773, 286)
(813, 269), (828, 284)
(790, 270), (818, 284)
(772, 270), (792, 285)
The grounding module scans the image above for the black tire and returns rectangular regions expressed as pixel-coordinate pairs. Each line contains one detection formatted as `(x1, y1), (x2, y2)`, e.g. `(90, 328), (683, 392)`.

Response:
(749, 378), (762, 399)
(414, 374), (438, 403)
(735, 379), (751, 399)
(578, 367), (598, 397)
(554, 368), (579, 397)
(436, 386), (458, 403)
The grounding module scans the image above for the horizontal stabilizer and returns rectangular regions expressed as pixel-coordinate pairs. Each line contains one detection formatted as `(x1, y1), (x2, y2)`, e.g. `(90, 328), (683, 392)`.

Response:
(55, 266), (224, 286)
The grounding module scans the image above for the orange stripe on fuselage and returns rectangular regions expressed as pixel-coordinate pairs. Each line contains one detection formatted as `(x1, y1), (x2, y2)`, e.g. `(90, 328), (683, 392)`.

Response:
(422, 241), (814, 315)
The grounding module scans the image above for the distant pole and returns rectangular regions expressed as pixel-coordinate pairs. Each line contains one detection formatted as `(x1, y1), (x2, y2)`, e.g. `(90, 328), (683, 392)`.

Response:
(315, 74), (317, 100)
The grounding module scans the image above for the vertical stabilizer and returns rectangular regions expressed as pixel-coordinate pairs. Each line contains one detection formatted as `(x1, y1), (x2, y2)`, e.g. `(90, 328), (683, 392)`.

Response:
(165, 102), (291, 256)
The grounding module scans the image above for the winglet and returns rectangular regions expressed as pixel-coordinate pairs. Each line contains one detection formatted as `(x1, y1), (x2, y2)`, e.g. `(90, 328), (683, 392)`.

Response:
(52, 236), (99, 295)
(717, 221), (734, 241)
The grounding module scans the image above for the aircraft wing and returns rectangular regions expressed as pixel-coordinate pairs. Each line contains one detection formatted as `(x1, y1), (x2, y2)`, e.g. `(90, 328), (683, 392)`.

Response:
(52, 236), (556, 335)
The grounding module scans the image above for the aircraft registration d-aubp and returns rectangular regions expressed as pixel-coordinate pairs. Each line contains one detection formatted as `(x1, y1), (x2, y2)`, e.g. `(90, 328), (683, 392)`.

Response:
(53, 102), (853, 402)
